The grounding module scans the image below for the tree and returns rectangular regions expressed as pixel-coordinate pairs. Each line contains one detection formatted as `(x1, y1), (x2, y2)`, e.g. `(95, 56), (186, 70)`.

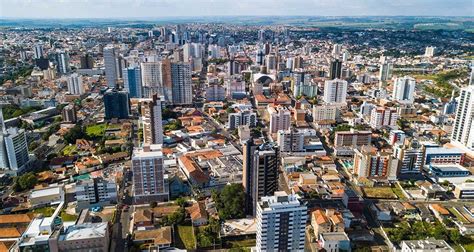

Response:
(149, 202), (157, 208)
(175, 197), (187, 208)
(64, 125), (85, 144)
(14, 172), (38, 191)
(216, 183), (245, 220)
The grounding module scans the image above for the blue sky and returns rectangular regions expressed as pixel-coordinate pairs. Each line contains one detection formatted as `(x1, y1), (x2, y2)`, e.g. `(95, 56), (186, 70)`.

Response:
(1, 0), (472, 18)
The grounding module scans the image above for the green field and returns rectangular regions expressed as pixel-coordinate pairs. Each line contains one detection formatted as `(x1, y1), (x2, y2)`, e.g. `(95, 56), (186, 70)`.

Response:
(363, 187), (397, 199)
(86, 123), (106, 138)
(392, 184), (407, 200)
(62, 145), (77, 155)
(417, 70), (467, 98)
(33, 206), (55, 216)
(176, 225), (195, 250)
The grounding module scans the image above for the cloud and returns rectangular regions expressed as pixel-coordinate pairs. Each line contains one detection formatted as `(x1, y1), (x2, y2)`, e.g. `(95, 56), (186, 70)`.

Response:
(0, 0), (472, 18)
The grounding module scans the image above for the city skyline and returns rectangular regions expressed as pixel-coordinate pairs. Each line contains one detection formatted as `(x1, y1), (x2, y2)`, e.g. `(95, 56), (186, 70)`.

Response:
(1, 0), (473, 19)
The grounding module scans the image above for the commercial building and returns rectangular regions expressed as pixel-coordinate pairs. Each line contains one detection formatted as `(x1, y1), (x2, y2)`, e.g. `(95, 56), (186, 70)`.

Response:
(141, 94), (164, 145)
(323, 79), (347, 105)
(228, 109), (257, 130)
(268, 106), (291, 134)
(132, 145), (169, 204)
(451, 86), (474, 151)
(80, 53), (94, 69)
(205, 84), (226, 101)
(66, 73), (84, 95)
(393, 76), (416, 104)
(103, 89), (130, 119)
(256, 191), (307, 252)
(454, 183), (474, 199)
(424, 147), (465, 165)
(393, 141), (424, 175)
(370, 107), (399, 129)
(329, 59), (343, 79)
(123, 66), (143, 98)
(243, 141), (279, 216)
(29, 185), (65, 208)
(33, 43), (44, 59)
(104, 45), (118, 88)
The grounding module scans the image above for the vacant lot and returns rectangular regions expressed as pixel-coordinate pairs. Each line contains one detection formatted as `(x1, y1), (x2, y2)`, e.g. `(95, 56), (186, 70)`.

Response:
(363, 187), (397, 199)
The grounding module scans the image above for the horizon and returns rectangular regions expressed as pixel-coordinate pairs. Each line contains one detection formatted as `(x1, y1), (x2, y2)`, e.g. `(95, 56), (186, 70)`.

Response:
(1, 0), (473, 19)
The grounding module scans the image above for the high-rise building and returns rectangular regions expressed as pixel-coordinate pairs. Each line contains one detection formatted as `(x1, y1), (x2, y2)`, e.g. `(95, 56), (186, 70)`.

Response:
(123, 66), (143, 98)
(393, 140), (424, 175)
(242, 141), (278, 216)
(103, 89), (130, 119)
(292, 70), (314, 98)
(141, 94), (163, 145)
(132, 144), (169, 203)
(370, 107), (399, 129)
(171, 62), (192, 105)
(332, 43), (342, 57)
(205, 84), (225, 102)
(276, 129), (305, 152)
(393, 76), (416, 104)
(353, 146), (399, 180)
(33, 43), (44, 59)
(256, 191), (307, 252)
(323, 79), (347, 105)
(293, 56), (303, 69)
(141, 62), (164, 98)
(451, 86), (474, 150)
(56, 51), (70, 74)
(469, 67), (474, 86)
(208, 45), (220, 59)
(425, 46), (436, 57)
(265, 53), (277, 71)
(256, 49), (265, 65)
(268, 106), (291, 134)
(67, 73), (84, 95)
(80, 53), (94, 69)
(228, 109), (257, 130)
(379, 62), (393, 81)
(313, 104), (339, 123)
(62, 105), (77, 123)
(104, 45), (118, 88)
(0, 126), (30, 173)
(329, 59), (342, 79)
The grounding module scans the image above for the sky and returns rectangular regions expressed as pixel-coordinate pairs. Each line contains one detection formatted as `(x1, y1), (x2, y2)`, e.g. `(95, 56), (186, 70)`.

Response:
(0, 0), (473, 19)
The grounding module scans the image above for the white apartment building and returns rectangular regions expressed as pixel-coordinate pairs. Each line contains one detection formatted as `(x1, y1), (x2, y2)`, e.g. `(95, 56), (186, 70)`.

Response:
(268, 106), (291, 134)
(256, 191), (307, 252)
(370, 107), (399, 129)
(393, 76), (416, 104)
(451, 86), (474, 150)
(323, 79), (347, 105)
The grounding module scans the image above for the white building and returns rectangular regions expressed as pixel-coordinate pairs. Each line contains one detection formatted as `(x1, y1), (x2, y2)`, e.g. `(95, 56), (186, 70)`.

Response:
(323, 79), (347, 105)
(58, 222), (110, 252)
(56, 51), (70, 74)
(424, 46), (436, 57)
(132, 144), (169, 203)
(379, 62), (393, 81)
(393, 76), (416, 104)
(33, 43), (44, 59)
(256, 191), (307, 252)
(370, 107), (399, 129)
(0, 127), (30, 172)
(451, 86), (474, 150)
(104, 45), (118, 88)
(401, 239), (453, 252)
(268, 106), (291, 134)
(67, 73), (84, 95)
(228, 110), (257, 130)
(277, 129), (304, 152)
(313, 104), (339, 123)
(209, 45), (220, 59)
(29, 184), (65, 208)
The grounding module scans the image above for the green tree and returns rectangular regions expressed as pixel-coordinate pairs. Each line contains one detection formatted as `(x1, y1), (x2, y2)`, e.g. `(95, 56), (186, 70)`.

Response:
(216, 183), (245, 220)
(64, 125), (85, 144)
(14, 172), (38, 191)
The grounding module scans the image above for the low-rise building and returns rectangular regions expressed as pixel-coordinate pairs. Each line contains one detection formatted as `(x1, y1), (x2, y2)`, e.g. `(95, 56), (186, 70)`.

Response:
(29, 185), (65, 208)
(400, 239), (454, 252)
(57, 222), (109, 252)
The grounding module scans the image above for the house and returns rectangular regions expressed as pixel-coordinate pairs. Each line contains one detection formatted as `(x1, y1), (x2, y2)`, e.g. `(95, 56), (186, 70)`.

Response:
(319, 232), (351, 252)
(0, 214), (33, 228)
(133, 209), (154, 230)
(29, 184), (65, 208)
(311, 209), (345, 237)
(429, 204), (451, 222)
(187, 201), (208, 226)
(133, 226), (172, 250)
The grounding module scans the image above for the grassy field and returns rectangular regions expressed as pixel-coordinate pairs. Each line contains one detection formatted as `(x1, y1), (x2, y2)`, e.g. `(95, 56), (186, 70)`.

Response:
(363, 187), (398, 199)
(86, 123), (106, 138)
(416, 70), (467, 98)
(33, 206), (55, 216)
(227, 239), (256, 250)
(176, 225), (195, 250)
(60, 212), (77, 222)
(392, 184), (407, 200)
(62, 144), (77, 155)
